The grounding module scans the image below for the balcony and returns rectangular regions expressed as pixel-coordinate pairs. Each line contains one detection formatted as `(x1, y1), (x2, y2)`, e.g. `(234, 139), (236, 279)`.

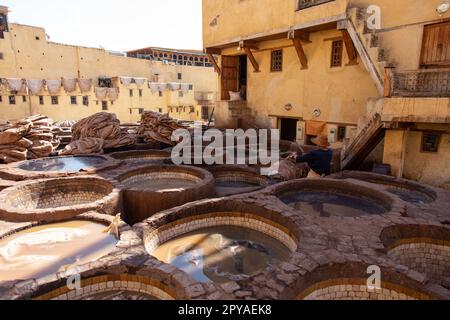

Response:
(297, 0), (335, 10)
(386, 68), (450, 98)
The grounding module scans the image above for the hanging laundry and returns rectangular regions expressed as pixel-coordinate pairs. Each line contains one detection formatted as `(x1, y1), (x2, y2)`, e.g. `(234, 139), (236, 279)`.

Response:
(62, 78), (77, 93)
(180, 83), (190, 94)
(134, 78), (146, 88)
(148, 82), (159, 94)
(120, 77), (133, 86)
(168, 82), (181, 91)
(157, 83), (168, 91)
(4, 78), (25, 92)
(107, 88), (119, 102)
(78, 78), (93, 93)
(26, 79), (44, 95)
(46, 79), (62, 95)
(94, 87), (108, 100)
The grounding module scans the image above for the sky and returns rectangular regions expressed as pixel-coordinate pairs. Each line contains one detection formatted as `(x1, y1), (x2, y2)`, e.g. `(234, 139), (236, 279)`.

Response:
(1, 0), (204, 52)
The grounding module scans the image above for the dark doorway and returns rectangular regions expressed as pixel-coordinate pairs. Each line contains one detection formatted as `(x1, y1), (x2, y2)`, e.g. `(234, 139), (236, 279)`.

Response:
(238, 55), (248, 100)
(280, 118), (298, 142)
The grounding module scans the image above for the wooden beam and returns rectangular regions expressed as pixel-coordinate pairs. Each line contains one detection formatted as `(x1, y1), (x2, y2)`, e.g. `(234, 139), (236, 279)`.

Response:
(206, 53), (221, 75)
(241, 40), (259, 50)
(384, 67), (394, 97)
(288, 30), (311, 43)
(205, 47), (221, 55)
(292, 39), (308, 70)
(341, 29), (358, 65)
(244, 47), (260, 72)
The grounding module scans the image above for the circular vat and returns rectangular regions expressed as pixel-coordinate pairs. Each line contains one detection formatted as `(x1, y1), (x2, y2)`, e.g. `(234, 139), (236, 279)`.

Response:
(0, 155), (121, 181)
(381, 224), (450, 288)
(0, 176), (119, 222)
(109, 150), (172, 163)
(284, 262), (438, 300)
(207, 166), (269, 197)
(330, 171), (437, 205)
(116, 165), (215, 225)
(35, 275), (177, 300)
(0, 217), (120, 283)
(142, 200), (299, 284)
(273, 179), (398, 218)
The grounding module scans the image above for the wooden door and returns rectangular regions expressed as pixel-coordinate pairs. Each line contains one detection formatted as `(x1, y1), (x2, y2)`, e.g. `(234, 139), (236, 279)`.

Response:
(221, 55), (239, 100)
(420, 21), (450, 68)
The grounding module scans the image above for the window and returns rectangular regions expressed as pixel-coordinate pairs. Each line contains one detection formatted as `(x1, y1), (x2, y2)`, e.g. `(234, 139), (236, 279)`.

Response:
(178, 73), (182, 80)
(22, 96), (26, 103)
(51, 96), (59, 105)
(70, 96), (77, 105)
(337, 126), (347, 142)
(331, 40), (344, 67)
(102, 101), (108, 110)
(9, 96), (16, 105)
(0, 53), (3, 60)
(189, 84), (193, 90)
(129, 89), (133, 97)
(83, 96), (89, 106)
(39, 96), (44, 105)
(0, 96), (2, 103)
(421, 132), (441, 153)
(158, 108), (163, 113)
(139, 89), (143, 97)
(139, 108), (144, 114)
(271, 50), (283, 72)
(159, 91), (163, 97)
(179, 91), (184, 98)
(202, 106), (209, 120)
(297, 0), (335, 10)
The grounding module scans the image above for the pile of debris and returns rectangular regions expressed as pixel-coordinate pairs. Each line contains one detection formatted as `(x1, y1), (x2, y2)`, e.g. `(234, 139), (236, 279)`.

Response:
(137, 111), (189, 146)
(59, 112), (136, 156)
(0, 115), (61, 163)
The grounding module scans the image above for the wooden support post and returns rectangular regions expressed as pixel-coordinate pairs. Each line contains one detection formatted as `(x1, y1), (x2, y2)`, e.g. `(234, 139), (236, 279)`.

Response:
(341, 29), (358, 65)
(384, 67), (394, 97)
(205, 51), (221, 75)
(292, 38), (308, 70)
(244, 47), (260, 72)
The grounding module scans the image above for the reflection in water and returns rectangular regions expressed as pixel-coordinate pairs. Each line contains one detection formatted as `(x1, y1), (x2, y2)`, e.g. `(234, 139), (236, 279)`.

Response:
(122, 177), (198, 191)
(386, 188), (432, 204)
(0, 220), (118, 282)
(18, 157), (105, 172)
(214, 180), (262, 197)
(152, 226), (290, 283)
(280, 191), (386, 217)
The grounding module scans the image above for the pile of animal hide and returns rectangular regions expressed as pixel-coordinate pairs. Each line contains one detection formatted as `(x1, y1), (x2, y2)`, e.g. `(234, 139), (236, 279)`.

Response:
(137, 111), (189, 146)
(59, 112), (136, 155)
(0, 115), (61, 163)
(273, 158), (310, 181)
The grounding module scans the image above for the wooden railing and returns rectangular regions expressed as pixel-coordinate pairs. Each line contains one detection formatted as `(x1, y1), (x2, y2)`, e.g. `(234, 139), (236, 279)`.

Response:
(385, 68), (450, 97)
(297, 0), (335, 10)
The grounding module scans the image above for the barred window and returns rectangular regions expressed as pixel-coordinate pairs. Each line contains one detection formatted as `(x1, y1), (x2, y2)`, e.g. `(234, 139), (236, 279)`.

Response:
(39, 96), (44, 105)
(83, 96), (89, 106)
(421, 132), (441, 153)
(271, 50), (283, 72)
(70, 96), (77, 105)
(102, 101), (108, 110)
(331, 40), (343, 67)
(51, 96), (58, 105)
(9, 96), (15, 105)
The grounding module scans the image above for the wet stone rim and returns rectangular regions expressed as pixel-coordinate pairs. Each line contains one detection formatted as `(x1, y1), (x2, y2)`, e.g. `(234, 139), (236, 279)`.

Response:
(108, 150), (172, 162)
(0, 155), (122, 181)
(329, 171), (439, 204)
(0, 176), (120, 222)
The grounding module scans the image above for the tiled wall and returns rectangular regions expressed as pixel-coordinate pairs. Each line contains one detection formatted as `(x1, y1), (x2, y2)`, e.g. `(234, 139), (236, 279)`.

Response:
(388, 239), (450, 285)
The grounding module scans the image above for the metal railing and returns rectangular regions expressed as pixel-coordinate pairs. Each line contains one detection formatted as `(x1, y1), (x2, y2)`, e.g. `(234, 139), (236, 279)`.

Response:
(385, 68), (450, 97)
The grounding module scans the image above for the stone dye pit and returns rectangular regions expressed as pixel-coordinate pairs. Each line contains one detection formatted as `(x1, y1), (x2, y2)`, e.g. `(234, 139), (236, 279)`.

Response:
(207, 166), (269, 197)
(381, 225), (450, 289)
(0, 155), (121, 181)
(275, 179), (393, 218)
(115, 165), (215, 225)
(330, 171), (437, 205)
(152, 225), (291, 283)
(143, 200), (299, 284)
(0, 220), (118, 282)
(0, 177), (119, 222)
(109, 150), (172, 163)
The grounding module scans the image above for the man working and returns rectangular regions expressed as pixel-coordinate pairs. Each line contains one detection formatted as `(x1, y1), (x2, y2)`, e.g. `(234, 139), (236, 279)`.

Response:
(288, 133), (333, 177)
